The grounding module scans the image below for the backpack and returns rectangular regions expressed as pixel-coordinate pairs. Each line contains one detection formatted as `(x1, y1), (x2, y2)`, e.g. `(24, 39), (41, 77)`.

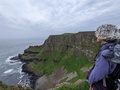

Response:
(105, 64), (120, 90)
(103, 42), (120, 90)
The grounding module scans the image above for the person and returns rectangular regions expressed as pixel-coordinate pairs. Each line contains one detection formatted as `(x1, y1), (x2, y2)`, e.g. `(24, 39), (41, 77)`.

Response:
(86, 24), (118, 90)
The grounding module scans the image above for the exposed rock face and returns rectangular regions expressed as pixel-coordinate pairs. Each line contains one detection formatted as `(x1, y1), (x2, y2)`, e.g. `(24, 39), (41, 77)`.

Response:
(42, 31), (100, 61)
(10, 56), (19, 60)
(35, 67), (67, 90)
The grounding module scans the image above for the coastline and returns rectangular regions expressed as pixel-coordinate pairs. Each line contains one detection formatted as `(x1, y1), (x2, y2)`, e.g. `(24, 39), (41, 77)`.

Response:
(10, 55), (40, 89)
(21, 63), (41, 89)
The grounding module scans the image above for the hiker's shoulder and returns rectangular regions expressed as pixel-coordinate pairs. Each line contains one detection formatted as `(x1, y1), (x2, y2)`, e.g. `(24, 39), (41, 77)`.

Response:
(100, 49), (114, 58)
(101, 49), (110, 55)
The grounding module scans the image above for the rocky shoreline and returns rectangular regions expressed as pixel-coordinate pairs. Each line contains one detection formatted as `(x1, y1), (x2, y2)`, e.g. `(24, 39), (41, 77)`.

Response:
(22, 63), (39, 89)
(10, 55), (42, 89)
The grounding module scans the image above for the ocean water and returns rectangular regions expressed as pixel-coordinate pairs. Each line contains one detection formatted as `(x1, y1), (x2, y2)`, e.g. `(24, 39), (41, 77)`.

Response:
(0, 38), (44, 87)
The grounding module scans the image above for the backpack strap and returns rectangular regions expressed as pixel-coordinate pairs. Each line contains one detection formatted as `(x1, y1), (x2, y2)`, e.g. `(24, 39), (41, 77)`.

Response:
(103, 77), (107, 87)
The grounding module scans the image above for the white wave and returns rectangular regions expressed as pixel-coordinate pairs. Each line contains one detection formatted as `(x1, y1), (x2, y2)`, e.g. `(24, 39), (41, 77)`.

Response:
(5, 55), (22, 65)
(9, 61), (22, 65)
(2, 58), (24, 76)
(2, 68), (21, 77)
(18, 80), (22, 85)
(19, 74), (25, 79)
(4, 69), (14, 74)
(5, 56), (15, 63)
(17, 77), (30, 87)
(19, 63), (25, 74)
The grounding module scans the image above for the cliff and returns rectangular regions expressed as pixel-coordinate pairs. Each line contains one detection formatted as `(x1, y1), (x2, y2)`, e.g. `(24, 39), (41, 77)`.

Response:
(21, 31), (100, 61)
(20, 31), (100, 90)
(43, 31), (99, 60)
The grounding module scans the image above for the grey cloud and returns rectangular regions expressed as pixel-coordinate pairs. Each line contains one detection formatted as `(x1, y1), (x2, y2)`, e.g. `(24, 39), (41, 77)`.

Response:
(0, 0), (120, 39)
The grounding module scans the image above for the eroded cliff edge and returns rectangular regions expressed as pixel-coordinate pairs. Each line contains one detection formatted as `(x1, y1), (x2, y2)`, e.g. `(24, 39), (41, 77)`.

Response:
(20, 31), (100, 90)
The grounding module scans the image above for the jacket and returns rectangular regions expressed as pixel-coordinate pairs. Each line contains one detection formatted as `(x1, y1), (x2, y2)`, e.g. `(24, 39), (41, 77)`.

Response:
(88, 42), (117, 85)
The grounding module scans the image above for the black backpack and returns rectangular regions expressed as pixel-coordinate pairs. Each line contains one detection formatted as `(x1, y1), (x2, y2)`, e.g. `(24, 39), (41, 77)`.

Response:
(103, 43), (120, 90)
(105, 64), (120, 90)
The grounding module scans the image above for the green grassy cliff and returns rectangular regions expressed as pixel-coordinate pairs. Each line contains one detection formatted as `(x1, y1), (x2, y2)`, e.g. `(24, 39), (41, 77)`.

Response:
(20, 31), (100, 90)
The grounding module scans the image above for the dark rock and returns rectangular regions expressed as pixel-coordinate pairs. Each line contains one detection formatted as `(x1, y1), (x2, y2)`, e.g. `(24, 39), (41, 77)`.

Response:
(20, 59), (34, 62)
(24, 51), (39, 54)
(10, 56), (19, 60)
(53, 59), (60, 63)
(18, 54), (22, 59)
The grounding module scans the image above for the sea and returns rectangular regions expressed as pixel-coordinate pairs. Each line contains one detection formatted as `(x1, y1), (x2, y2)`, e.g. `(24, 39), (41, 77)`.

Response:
(0, 38), (44, 87)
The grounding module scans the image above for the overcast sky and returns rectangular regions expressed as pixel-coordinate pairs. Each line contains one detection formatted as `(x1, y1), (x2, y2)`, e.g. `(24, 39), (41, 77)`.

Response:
(0, 0), (120, 39)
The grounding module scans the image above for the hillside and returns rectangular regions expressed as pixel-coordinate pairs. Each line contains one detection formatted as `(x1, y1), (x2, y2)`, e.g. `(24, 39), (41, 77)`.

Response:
(19, 31), (100, 90)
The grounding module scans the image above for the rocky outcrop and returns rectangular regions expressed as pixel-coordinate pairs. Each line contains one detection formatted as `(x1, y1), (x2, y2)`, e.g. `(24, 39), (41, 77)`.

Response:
(35, 67), (67, 90)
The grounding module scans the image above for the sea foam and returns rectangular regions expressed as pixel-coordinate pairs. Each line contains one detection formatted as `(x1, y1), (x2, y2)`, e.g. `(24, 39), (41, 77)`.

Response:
(4, 69), (14, 74)
(5, 55), (22, 65)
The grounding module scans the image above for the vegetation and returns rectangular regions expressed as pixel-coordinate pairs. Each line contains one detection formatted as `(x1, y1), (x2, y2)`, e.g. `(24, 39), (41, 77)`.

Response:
(20, 32), (99, 89)
(0, 81), (32, 90)
(23, 45), (94, 89)
(27, 48), (94, 77)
